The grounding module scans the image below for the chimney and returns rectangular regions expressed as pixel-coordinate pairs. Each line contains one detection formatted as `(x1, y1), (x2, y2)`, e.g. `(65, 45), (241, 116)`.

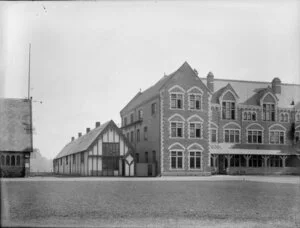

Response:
(78, 132), (82, 138)
(207, 71), (214, 92)
(95, 121), (101, 128)
(193, 69), (198, 76)
(271, 77), (281, 94)
(71, 137), (75, 141)
(86, 128), (90, 133)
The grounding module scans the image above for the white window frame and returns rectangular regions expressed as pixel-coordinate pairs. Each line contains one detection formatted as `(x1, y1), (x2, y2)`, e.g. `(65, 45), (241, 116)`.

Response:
(220, 90), (238, 121)
(242, 111), (257, 121)
(188, 122), (203, 139)
(170, 92), (184, 110)
(130, 112), (134, 123)
(269, 130), (285, 145)
(224, 129), (240, 143)
(246, 130), (263, 144)
(170, 150), (184, 170)
(262, 102), (276, 122)
(296, 112), (300, 122)
(210, 122), (218, 143)
(188, 93), (202, 111)
(187, 86), (203, 111)
(279, 112), (289, 123)
(170, 121), (184, 138)
(268, 124), (286, 145)
(138, 109), (143, 120)
(295, 130), (300, 143)
(151, 102), (157, 115)
(188, 150), (203, 170)
(221, 100), (236, 120)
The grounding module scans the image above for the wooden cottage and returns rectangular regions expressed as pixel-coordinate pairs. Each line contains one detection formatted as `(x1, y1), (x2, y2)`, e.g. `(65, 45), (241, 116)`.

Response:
(53, 120), (135, 177)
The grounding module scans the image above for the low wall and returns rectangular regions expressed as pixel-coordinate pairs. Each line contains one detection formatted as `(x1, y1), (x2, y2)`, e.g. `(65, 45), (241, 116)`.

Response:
(136, 163), (156, 177)
(227, 167), (300, 175)
(162, 171), (211, 176)
(0, 167), (25, 177)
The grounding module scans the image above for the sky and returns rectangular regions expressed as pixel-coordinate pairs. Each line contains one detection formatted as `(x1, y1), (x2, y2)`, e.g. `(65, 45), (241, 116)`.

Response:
(1, 0), (299, 159)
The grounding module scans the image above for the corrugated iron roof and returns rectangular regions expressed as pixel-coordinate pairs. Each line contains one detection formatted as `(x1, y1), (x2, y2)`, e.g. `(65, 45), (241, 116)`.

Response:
(0, 98), (32, 152)
(210, 143), (299, 155)
(55, 121), (111, 159)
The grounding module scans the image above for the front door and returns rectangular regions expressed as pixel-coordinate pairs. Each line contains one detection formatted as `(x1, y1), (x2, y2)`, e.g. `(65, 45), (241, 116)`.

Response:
(218, 155), (226, 174)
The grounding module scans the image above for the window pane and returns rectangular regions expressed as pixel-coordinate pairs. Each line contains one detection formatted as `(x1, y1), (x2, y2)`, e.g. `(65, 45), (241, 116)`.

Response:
(235, 132), (239, 143)
(177, 157), (183, 168)
(171, 157), (176, 168)
(225, 130), (229, 142)
(196, 157), (201, 168)
(196, 129), (201, 138)
(190, 157), (195, 168)
(230, 131), (234, 142)
(177, 128), (182, 137)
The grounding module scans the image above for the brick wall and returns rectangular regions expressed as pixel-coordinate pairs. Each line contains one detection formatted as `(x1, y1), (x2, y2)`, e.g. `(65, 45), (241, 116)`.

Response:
(161, 72), (211, 176)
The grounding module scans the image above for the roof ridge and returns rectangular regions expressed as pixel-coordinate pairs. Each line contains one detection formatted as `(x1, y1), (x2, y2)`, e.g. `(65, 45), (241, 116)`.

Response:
(201, 77), (300, 86)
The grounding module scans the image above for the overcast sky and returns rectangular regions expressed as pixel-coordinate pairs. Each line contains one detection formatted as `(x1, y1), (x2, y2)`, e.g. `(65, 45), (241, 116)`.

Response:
(1, 0), (299, 159)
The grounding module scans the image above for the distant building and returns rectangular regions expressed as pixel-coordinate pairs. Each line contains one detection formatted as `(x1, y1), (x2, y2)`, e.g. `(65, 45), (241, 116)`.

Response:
(53, 120), (135, 177)
(0, 98), (33, 177)
(120, 62), (300, 176)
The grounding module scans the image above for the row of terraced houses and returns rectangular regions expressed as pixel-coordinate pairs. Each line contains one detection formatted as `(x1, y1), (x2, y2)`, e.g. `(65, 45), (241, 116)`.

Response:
(120, 62), (300, 176)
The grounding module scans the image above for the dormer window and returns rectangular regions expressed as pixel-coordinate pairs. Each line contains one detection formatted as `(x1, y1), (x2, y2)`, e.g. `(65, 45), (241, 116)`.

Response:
(222, 101), (235, 120)
(263, 104), (275, 121)
(170, 94), (183, 109)
(220, 88), (238, 120)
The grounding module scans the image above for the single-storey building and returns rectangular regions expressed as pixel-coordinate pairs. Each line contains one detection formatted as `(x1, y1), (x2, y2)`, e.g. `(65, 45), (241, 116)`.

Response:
(0, 98), (33, 177)
(53, 120), (135, 177)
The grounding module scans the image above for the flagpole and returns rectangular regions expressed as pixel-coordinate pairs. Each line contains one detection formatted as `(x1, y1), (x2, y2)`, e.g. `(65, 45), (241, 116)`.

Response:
(28, 43), (31, 99)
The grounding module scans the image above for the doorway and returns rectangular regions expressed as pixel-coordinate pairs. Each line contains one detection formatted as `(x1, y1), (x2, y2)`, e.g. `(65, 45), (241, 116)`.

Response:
(218, 155), (227, 174)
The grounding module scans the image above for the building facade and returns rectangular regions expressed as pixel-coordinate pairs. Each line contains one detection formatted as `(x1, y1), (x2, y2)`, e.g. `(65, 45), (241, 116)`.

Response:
(120, 62), (300, 176)
(53, 120), (135, 177)
(0, 98), (33, 177)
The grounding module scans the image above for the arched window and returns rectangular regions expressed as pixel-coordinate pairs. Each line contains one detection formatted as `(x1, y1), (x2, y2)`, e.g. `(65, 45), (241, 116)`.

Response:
(16, 155), (21, 166)
(284, 113), (288, 122)
(6, 155), (10, 166)
(1, 155), (5, 166)
(280, 113), (284, 122)
(247, 112), (251, 120)
(11, 155), (15, 166)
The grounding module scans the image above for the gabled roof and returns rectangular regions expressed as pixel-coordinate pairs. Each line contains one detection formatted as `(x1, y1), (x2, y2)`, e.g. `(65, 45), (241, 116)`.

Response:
(120, 73), (172, 115)
(120, 61), (210, 114)
(0, 98), (32, 152)
(55, 120), (134, 159)
(211, 83), (239, 103)
(202, 78), (300, 108)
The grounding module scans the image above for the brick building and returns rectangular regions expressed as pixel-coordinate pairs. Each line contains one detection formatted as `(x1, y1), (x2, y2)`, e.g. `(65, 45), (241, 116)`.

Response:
(53, 120), (135, 177)
(0, 98), (33, 177)
(120, 62), (300, 176)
